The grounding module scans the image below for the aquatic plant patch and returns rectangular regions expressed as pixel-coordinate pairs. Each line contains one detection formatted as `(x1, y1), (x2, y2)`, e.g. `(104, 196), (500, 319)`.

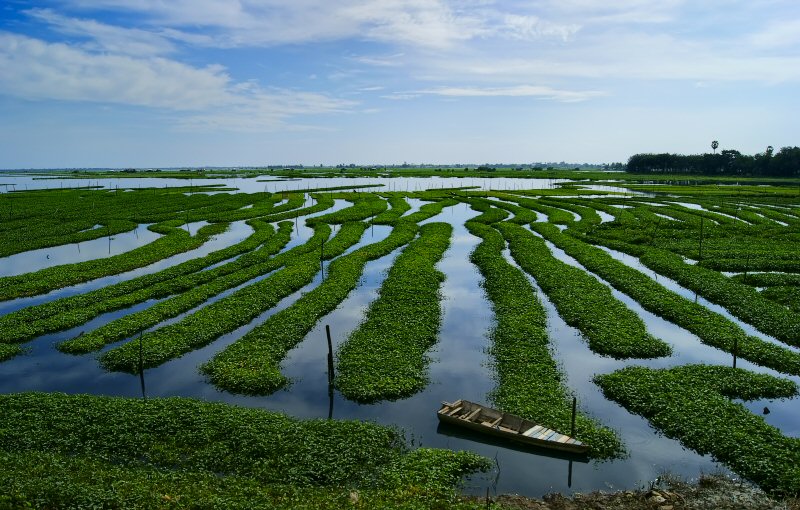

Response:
(98, 223), (367, 371)
(466, 220), (623, 459)
(498, 222), (671, 359)
(535, 223), (800, 376)
(596, 365), (800, 495)
(0, 222), (230, 301)
(0, 220), (284, 345)
(335, 222), (452, 403)
(0, 392), (490, 509)
(202, 221), (420, 395)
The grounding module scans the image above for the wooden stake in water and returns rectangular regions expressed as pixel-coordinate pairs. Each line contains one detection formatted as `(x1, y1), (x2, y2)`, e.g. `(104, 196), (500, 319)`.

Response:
(325, 325), (334, 386)
(733, 337), (738, 369)
(138, 333), (147, 400)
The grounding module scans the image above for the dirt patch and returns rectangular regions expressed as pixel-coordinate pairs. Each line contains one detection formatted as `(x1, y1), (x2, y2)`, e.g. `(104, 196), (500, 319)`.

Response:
(472, 475), (800, 510)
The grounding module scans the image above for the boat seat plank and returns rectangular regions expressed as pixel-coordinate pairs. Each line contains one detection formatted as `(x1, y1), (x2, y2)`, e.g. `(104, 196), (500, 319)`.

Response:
(541, 431), (558, 441)
(488, 416), (503, 428)
(534, 429), (554, 440)
(523, 425), (545, 437)
(447, 406), (463, 416)
(462, 409), (481, 421)
(556, 435), (572, 443)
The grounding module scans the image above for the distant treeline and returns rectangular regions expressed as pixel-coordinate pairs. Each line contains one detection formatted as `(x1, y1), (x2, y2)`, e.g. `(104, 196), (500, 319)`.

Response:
(627, 147), (800, 177)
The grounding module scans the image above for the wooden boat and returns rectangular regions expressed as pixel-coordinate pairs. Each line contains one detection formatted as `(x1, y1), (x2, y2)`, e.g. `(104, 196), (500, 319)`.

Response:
(437, 399), (589, 454)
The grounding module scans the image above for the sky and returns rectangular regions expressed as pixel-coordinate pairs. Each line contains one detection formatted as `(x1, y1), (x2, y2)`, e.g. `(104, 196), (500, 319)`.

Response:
(0, 1), (798, 168)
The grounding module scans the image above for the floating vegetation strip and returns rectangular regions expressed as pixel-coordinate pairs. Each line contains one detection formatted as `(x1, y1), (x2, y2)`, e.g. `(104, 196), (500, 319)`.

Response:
(202, 221), (419, 395)
(335, 222), (452, 403)
(595, 365), (800, 495)
(57, 222), (298, 354)
(0, 220), (281, 345)
(636, 248), (800, 347)
(0, 222), (230, 301)
(372, 194), (411, 224)
(306, 195), (388, 225)
(0, 344), (21, 363)
(534, 224), (800, 376)
(0, 392), (490, 509)
(466, 221), (623, 459)
(99, 223), (368, 371)
(498, 222), (671, 359)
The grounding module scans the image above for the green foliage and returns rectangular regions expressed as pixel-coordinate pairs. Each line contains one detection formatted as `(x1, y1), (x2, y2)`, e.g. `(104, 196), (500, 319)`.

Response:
(534, 223), (800, 376)
(99, 223), (367, 371)
(202, 221), (420, 394)
(0, 393), (491, 509)
(0, 222), (230, 301)
(372, 194), (412, 224)
(498, 222), (671, 359)
(596, 365), (800, 495)
(306, 194), (388, 225)
(336, 222), (452, 403)
(466, 220), (623, 459)
(0, 220), (283, 345)
(0, 343), (21, 362)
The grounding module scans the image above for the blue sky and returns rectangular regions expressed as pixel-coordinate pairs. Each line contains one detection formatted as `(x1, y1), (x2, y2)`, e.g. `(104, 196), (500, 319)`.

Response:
(1, 1), (798, 168)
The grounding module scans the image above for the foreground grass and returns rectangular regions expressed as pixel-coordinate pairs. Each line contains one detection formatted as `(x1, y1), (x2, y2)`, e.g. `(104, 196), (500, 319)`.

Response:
(0, 393), (490, 509)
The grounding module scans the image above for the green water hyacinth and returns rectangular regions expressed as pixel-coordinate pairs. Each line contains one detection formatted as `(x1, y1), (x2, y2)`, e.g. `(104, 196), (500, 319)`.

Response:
(0, 393), (490, 509)
(0, 220), (282, 345)
(466, 220), (623, 459)
(202, 221), (420, 395)
(498, 222), (671, 359)
(0, 221), (230, 301)
(534, 223), (800, 376)
(335, 222), (452, 403)
(99, 223), (368, 372)
(596, 365), (800, 495)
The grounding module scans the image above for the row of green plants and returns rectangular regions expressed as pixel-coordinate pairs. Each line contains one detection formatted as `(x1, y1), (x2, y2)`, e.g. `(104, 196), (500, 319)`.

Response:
(56, 222), (298, 354)
(98, 222), (368, 371)
(0, 344), (20, 362)
(335, 222), (452, 403)
(0, 221), (230, 301)
(305, 194), (388, 225)
(372, 193), (411, 224)
(0, 220), (284, 345)
(732, 272), (800, 287)
(0, 392), (490, 509)
(633, 246), (800, 346)
(466, 220), (623, 459)
(535, 223), (800, 376)
(201, 220), (421, 395)
(497, 194), (575, 225)
(761, 287), (800, 313)
(498, 222), (671, 359)
(595, 365), (800, 495)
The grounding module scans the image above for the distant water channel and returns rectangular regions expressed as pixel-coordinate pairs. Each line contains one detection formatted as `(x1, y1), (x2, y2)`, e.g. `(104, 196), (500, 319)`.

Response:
(0, 173), (795, 497)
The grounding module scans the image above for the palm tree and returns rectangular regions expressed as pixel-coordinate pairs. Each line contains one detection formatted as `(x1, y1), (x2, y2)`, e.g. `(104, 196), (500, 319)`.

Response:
(711, 140), (719, 154)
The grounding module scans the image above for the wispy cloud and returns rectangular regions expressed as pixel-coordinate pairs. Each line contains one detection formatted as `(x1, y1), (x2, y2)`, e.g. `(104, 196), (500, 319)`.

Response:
(0, 32), (355, 130)
(418, 85), (605, 102)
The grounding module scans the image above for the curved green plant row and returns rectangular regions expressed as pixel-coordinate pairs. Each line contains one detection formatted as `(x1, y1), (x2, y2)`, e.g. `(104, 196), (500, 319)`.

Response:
(402, 197), (459, 223)
(335, 222), (452, 403)
(536, 223), (800, 375)
(57, 222), (298, 354)
(306, 194), (388, 225)
(0, 344), (21, 363)
(202, 221), (420, 395)
(732, 272), (800, 288)
(0, 392), (490, 509)
(372, 194), (411, 224)
(98, 222), (368, 371)
(0, 220), (283, 345)
(0, 222), (230, 301)
(466, 221), (623, 459)
(596, 365), (799, 495)
(761, 287), (800, 313)
(498, 222), (671, 359)
(498, 194), (575, 225)
(637, 247), (800, 346)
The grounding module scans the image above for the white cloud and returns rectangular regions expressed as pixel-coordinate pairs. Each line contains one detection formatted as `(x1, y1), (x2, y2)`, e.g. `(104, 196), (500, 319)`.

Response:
(26, 8), (175, 56)
(418, 85), (605, 102)
(749, 19), (800, 49)
(502, 14), (580, 41)
(0, 32), (355, 130)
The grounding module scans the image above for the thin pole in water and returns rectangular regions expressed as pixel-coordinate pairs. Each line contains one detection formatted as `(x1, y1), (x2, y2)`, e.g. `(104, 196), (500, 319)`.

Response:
(570, 396), (577, 437)
(325, 325), (335, 386)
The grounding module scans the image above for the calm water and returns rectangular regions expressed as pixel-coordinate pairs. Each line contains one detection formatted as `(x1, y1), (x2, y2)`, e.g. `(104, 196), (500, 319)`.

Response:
(0, 174), (797, 497)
